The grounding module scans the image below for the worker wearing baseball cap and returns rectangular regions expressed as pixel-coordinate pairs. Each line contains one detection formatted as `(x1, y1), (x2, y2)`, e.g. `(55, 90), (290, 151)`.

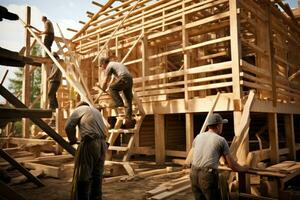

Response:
(190, 113), (248, 200)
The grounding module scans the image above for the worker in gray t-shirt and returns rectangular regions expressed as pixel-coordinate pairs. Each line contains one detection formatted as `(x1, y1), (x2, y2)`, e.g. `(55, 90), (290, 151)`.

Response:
(65, 101), (108, 200)
(100, 57), (133, 125)
(47, 52), (62, 111)
(190, 113), (248, 200)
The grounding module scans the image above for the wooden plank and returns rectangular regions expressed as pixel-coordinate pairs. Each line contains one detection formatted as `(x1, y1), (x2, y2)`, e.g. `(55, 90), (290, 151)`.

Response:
(0, 149), (44, 187)
(185, 113), (193, 154)
(150, 185), (190, 200)
(268, 113), (279, 164)
(229, 0), (242, 100)
(0, 85), (76, 156)
(155, 114), (165, 164)
(0, 107), (52, 119)
(24, 162), (63, 178)
(22, 6), (31, 138)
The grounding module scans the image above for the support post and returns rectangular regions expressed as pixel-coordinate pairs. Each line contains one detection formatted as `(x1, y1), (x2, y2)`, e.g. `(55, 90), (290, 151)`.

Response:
(268, 113), (279, 164)
(284, 114), (296, 160)
(182, 1), (191, 108)
(185, 113), (194, 153)
(155, 114), (165, 164)
(22, 6), (31, 138)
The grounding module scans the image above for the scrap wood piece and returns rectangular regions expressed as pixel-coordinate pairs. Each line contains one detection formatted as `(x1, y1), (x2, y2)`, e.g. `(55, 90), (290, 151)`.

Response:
(0, 149), (44, 187)
(11, 169), (43, 184)
(149, 184), (190, 200)
(137, 167), (174, 179)
(146, 176), (190, 197)
(266, 161), (299, 174)
(145, 169), (189, 180)
(24, 162), (63, 178)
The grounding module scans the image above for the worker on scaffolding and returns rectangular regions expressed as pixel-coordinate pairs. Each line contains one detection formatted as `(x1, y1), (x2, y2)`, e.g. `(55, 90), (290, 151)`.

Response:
(190, 113), (248, 200)
(65, 101), (108, 200)
(47, 52), (62, 111)
(100, 57), (134, 126)
(41, 16), (54, 52)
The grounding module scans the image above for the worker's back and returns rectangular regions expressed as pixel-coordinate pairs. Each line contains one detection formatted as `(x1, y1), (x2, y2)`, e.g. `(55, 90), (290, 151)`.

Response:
(192, 131), (229, 169)
(106, 61), (131, 77)
(66, 105), (106, 140)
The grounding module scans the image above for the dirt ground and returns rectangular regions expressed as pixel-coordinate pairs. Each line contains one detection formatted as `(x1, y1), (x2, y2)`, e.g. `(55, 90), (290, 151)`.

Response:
(11, 171), (194, 200)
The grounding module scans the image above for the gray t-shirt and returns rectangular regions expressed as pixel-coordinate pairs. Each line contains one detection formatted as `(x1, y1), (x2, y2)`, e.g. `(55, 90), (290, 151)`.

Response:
(192, 131), (230, 169)
(105, 61), (131, 77)
(65, 105), (106, 143)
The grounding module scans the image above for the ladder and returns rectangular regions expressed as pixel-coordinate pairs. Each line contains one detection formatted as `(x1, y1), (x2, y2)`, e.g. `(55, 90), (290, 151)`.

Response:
(103, 92), (145, 176)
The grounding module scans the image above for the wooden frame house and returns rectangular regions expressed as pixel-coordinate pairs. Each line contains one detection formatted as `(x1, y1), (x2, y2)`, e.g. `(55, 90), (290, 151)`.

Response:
(6, 0), (299, 167)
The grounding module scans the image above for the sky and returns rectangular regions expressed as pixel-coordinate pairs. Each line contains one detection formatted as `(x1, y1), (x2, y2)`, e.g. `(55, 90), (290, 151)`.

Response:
(0, 0), (298, 102)
(0, 0), (106, 96)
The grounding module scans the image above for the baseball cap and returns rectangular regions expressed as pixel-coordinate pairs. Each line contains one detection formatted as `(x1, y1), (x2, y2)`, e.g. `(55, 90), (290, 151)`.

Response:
(207, 113), (228, 125)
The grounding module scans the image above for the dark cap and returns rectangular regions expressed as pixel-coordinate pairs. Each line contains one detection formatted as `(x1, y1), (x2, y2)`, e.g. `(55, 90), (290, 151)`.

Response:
(75, 101), (89, 107)
(0, 6), (19, 21)
(207, 113), (228, 126)
(99, 57), (110, 65)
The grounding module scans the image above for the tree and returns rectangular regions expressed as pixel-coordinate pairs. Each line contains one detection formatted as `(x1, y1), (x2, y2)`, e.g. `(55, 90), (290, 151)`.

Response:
(8, 44), (42, 135)
(9, 44), (42, 105)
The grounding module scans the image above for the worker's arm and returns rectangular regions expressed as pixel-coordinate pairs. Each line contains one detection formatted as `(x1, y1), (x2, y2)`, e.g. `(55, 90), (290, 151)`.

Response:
(64, 110), (82, 145)
(101, 75), (111, 92)
(223, 154), (248, 172)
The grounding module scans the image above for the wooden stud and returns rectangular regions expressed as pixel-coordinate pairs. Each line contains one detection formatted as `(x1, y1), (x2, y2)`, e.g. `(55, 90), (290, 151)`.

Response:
(22, 6), (31, 138)
(185, 113), (194, 154)
(268, 113), (279, 164)
(155, 114), (165, 164)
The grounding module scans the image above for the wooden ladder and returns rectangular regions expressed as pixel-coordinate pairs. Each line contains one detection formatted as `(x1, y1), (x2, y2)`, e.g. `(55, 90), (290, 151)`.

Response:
(105, 91), (145, 176)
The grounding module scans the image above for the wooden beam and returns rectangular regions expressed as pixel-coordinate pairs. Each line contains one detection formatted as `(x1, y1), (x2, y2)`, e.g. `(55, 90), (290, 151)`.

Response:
(284, 114), (296, 160)
(0, 149), (44, 187)
(67, 28), (78, 33)
(0, 107), (52, 119)
(185, 113), (194, 154)
(72, 0), (115, 40)
(268, 113), (279, 164)
(22, 6), (31, 138)
(155, 114), (165, 164)
(0, 85), (76, 156)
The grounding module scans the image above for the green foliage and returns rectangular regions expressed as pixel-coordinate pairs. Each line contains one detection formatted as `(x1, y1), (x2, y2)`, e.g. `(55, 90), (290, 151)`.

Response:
(8, 44), (43, 134)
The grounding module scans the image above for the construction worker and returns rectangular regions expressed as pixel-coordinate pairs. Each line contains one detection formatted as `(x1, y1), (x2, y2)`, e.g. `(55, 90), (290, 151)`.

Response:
(100, 57), (133, 125)
(47, 52), (61, 111)
(190, 113), (248, 200)
(41, 16), (54, 52)
(65, 101), (108, 200)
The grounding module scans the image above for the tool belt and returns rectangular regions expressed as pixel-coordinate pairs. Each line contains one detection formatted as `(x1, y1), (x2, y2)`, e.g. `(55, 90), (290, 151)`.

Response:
(191, 165), (218, 174)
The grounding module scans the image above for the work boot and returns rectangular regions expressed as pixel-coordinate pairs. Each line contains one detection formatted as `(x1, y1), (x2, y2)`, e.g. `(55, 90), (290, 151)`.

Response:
(124, 117), (136, 129)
